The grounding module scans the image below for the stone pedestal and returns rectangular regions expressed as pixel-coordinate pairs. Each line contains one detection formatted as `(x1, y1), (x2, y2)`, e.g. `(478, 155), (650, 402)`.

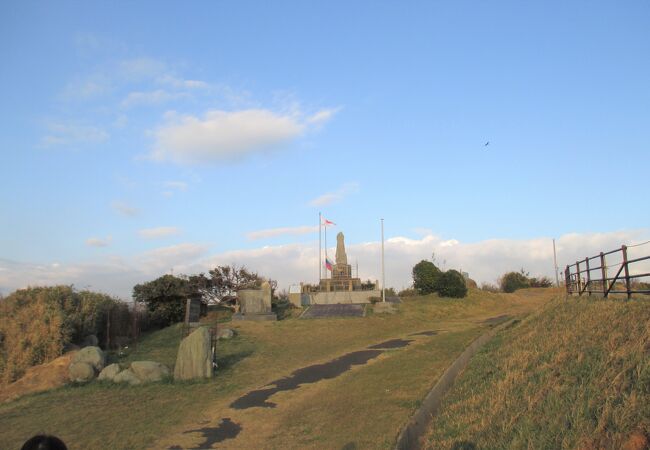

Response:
(232, 281), (277, 321)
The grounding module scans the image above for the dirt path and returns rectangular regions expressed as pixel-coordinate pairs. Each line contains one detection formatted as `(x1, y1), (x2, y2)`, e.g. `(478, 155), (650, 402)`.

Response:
(156, 331), (440, 449)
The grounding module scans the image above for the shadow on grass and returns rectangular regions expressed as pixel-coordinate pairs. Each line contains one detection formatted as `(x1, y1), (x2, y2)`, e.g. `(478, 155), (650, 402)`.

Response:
(216, 348), (255, 372)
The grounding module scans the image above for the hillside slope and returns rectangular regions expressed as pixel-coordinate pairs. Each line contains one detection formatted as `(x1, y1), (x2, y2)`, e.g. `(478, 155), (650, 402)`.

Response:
(425, 297), (650, 449)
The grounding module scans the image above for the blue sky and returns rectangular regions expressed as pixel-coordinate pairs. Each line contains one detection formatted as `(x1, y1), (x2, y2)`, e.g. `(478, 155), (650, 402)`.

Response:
(1, 1), (649, 297)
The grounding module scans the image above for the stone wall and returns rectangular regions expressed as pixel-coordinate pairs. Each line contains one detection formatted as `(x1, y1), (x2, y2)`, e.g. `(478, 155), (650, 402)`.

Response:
(307, 290), (381, 305)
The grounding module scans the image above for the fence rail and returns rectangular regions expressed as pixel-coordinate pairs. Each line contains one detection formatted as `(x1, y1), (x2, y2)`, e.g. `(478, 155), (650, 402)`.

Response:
(565, 244), (650, 299)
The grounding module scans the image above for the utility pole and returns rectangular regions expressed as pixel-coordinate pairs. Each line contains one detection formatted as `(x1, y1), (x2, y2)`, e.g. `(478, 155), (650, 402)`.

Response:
(381, 218), (386, 303)
(319, 212), (322, 282)
(553, 238), (559, 287)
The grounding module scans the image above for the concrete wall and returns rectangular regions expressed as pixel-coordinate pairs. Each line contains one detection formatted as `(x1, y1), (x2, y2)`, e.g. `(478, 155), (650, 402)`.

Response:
(308, 290), (381, 305)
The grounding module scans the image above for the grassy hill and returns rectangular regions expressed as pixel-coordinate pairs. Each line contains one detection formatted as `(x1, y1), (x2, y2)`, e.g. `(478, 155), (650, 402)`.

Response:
(424, 296), (650, 449)
(0, 289), (553, 449)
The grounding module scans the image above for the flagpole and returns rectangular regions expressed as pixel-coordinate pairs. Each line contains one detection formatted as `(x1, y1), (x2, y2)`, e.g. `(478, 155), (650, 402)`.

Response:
(381, 218), (385, 303)
(319, 212), (322, 283)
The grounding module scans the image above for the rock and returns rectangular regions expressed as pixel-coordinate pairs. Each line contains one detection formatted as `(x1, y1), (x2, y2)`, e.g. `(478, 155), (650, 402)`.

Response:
(217, 328), (235, 340)
(113, 368), (141, 385)
(82, 334), (99, 348)
(130, 361), (170, 382)
(72, 346), (105, 372)
(0, 351), (78, 403)
(174, 327), (213, 381)
(68, 361), (95, 383)
(98, 363), (122, 381)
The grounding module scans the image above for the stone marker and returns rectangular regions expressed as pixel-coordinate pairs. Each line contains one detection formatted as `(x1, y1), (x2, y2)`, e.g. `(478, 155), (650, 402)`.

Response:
(68, 361), (95, 383)
(98, 363), (122, 381)
(113, 368), (141, 385)
(131, 361), (170, 382)
(232, 280), (277, 321)
(174, 327), (213, 381)
(72, 346), (105, 372)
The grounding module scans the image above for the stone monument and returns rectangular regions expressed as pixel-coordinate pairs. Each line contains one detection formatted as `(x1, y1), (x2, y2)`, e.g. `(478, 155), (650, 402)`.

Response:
(319, 232), (363, 292)
(232, 280), (277, 321)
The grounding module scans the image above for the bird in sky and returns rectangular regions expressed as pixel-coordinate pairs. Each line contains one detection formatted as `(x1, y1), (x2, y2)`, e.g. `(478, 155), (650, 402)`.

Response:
(484, 141), (490, 147)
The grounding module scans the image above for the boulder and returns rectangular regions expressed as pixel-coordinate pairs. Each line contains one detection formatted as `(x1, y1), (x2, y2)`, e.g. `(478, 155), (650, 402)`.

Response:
(68, 361), (95, 383)
(98, 363), (122, 381)
(174, 327), (213, 381)
(82, 334), (99, 348)
(217, 328), (235, 340)
(72, 346), (105, 372)
(0, 351), (78, 403)
(130, 361), (170, 382)
(113, 368), (141, 385)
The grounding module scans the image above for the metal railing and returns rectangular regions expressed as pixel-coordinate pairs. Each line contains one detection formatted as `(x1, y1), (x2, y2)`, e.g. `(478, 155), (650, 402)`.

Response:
(565, 243), (650, 299)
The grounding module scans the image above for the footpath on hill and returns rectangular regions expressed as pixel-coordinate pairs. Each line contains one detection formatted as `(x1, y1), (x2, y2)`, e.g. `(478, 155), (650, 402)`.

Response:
(154, 290), (554, 450)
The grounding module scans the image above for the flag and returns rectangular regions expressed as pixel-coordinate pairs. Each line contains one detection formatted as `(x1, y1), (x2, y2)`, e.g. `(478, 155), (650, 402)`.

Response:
(322, 217), (336, 226)
(325, 258), (333, 271)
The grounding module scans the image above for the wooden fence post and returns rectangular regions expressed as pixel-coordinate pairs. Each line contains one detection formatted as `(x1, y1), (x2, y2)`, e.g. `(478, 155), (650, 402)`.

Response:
(622, 245), (631, 300)
(576, 260), (582, 296)
(600, 252), (607, 298)
(585, 257), (591, 296)
(565, 266), (571, 296)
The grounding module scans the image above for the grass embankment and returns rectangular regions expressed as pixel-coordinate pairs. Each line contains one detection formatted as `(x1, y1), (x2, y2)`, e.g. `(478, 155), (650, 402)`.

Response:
(0, 289), (553, 450)
(425, 297), (650, 450)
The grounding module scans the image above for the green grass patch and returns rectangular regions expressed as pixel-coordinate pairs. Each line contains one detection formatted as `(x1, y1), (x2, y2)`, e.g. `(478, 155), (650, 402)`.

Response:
(424, 297), (650, 449)
(0, 288), (553, 450)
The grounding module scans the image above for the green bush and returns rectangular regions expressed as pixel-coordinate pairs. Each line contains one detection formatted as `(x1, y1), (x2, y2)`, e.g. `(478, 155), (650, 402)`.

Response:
(0, 286), (123, 383)
(500, 271), (531, 293)
(436, 270), (468, 298)
(412, 260), (442, 295)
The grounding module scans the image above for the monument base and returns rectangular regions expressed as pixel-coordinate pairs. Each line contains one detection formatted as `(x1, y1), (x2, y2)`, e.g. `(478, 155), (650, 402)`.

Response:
(232, 312), (277, 321)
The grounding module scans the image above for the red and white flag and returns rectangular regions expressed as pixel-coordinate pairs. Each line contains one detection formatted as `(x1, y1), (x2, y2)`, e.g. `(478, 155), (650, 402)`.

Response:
(322, 217), (336, 226)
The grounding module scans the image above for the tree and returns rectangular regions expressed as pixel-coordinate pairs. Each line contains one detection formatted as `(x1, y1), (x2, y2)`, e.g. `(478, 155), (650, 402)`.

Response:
(436, 270), (468, 298)
(188, 265), (263, 305)
(500, 270), (531, 293)
(133, 274), (189, 327)
(412, 260), (442, 295)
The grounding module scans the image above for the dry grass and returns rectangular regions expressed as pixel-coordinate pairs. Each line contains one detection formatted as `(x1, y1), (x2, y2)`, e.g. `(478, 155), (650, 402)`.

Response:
(424, 296), (650, 449)
(0, 288), (553, 450)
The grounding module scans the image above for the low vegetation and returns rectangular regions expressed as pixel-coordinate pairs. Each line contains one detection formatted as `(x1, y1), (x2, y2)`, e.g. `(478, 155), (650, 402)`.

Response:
(0, 286), (126, 384)
(0, 289), (553, 450)
(425, 296), (650, 449)
(499, 268), (553, 293)
(412, 260), (468, 298)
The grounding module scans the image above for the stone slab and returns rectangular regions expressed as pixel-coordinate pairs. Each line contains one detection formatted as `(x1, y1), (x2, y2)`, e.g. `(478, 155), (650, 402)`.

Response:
(300, 304), (365, 319)
(231, 312), (277, 321)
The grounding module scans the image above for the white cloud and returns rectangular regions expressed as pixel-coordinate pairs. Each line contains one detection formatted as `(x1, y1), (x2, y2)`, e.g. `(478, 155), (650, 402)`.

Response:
(308, 182), (360, 207)
(111, 201), (139, 217)
(150, 109), (305, 164)
(157, 74), (209, 90)
(86, 236), (112, 247)
(306, 107), (340, 126)
(121, 90), (188, 108)
(247, 226), (319, 241)
(118, 58), (167, 80)
(150, 107), (336, 165)
(138, 226), (181, 239)
(165, 181), (188, 191)
(41, 122), (109, 147)
(4, 229), (647, 301)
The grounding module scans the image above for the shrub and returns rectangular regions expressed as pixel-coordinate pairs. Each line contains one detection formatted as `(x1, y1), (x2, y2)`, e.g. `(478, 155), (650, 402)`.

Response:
(436, 270), (468, 298)
(500, 271), (531, 293)
(0, 286), (123, 384)
(529, 276), (553, 288)
(398, 287), (418, 297)
(480, 282), (500, 293)
(412, 260), (442, 295)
